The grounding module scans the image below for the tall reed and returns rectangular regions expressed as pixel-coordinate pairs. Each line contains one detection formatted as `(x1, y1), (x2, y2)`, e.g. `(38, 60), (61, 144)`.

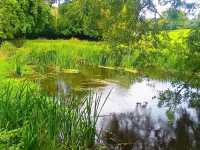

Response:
(0, 82), (108, 149)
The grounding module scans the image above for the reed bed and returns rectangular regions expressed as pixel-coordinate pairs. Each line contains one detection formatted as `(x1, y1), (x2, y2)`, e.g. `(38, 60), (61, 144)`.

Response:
(0, 30), (193, 78)
(0, 82), (108, 149)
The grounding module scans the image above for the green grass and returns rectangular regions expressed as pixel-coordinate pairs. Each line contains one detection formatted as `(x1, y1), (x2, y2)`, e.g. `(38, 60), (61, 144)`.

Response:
(0, 29), (194, 77)
(0, 82), (108, 149)
(23, 39), (109, 67)
(0, 29), (196, 97)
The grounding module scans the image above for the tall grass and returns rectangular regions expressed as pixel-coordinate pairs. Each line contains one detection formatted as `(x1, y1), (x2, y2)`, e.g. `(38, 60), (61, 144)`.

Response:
(22, 31), (191, 72)
(0, 82), (108, 149)
(23, 39), (111, 70)
(0, 29), (195, 79)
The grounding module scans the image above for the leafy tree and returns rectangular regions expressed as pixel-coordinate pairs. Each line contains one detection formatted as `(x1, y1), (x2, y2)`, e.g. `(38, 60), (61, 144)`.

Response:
(18, 0), (52, 38)
(0, 0), (20, 40)
(162, 8), (188, 29)
(58, 1), (84, 37)
(0, 0), (52, 41)
(58, 0), (102, 39)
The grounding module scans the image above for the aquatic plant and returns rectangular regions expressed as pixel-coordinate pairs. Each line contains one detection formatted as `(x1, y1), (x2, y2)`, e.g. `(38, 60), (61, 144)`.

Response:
(0, 82), (109, 149)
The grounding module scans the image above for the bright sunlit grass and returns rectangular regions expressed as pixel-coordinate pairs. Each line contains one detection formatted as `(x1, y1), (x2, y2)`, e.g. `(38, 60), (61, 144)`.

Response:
(0, 29), (193, 81)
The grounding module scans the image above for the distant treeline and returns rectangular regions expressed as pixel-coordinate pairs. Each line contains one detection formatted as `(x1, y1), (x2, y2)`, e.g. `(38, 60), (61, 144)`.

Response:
(0, 0), (200, 41)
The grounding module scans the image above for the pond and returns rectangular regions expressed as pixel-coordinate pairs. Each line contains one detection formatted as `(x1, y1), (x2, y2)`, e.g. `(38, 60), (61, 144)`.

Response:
(31, 66), (200, 150)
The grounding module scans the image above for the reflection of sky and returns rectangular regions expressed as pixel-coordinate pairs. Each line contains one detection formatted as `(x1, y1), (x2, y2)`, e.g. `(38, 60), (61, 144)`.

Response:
(96, 77), (198, 123)
(97, 78), (171, 120)
(95, 77), (199, 135)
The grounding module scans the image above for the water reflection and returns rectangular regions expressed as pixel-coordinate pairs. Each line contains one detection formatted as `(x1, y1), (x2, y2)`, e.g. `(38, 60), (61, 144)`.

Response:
(97, 78), (170, 116)
(99, 105), (200, 150)
(157, 79), (200, 111)
(33, 66), (139, 96)
(96, 72), (200, 150)
(27, 66), (200, 149)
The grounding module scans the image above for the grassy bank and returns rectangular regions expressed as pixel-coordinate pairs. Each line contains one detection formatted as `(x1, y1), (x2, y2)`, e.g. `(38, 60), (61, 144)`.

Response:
(0, 29), (195, 79)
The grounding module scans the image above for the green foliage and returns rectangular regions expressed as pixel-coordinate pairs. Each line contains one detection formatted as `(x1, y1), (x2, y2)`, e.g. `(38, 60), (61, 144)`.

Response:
(162, 8), (188, 30)
(0, 0), (200, 148)
(58, 0), (103, 39)
(188, 30), (200, 53)
(0, 29), (194, 77)
(0, 128), (22, 149)
(0, 0), (52, 40)
(58, 1), (84, 37)
(102, 0), (144, 46)
(0, 82), (106, 149)
(186, 30), (200, 71)
(58, 0), (153, 44)
(0, 0), (20, 40)
(0, 0), (198, 42)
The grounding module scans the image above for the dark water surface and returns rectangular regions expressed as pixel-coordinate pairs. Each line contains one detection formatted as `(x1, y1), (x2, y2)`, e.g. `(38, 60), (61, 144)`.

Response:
(32, 66), (200, 150)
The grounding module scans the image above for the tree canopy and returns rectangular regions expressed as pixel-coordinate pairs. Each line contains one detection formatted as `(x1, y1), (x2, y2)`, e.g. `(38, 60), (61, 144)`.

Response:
(0, 0), (52, 40)
(0, 0), (199, 41)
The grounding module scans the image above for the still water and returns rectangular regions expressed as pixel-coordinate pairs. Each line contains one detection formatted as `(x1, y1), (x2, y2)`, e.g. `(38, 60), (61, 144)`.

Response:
(32, 66), (200, 150)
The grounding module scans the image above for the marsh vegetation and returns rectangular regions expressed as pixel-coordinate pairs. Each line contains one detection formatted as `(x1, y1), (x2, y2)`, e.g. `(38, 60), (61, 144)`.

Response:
(0, 0), (200, 149)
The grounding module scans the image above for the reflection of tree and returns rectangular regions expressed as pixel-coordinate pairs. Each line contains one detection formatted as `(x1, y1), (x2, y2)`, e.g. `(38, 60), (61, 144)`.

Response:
(156, 76), (200, 150)
(158, 78), (200, 110)
(100, 105), (200, 150)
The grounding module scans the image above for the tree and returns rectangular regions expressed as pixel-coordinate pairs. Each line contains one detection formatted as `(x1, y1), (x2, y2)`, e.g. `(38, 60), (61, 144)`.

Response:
(58, 0), (84, 37)
(101, 0), (159, 48)
(17, 0), (52, 38)
(0, 0), (20, 40)
(0, 0), (52, 40)
(162, 8), (188, 29)
(58, 0), (103, 39)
